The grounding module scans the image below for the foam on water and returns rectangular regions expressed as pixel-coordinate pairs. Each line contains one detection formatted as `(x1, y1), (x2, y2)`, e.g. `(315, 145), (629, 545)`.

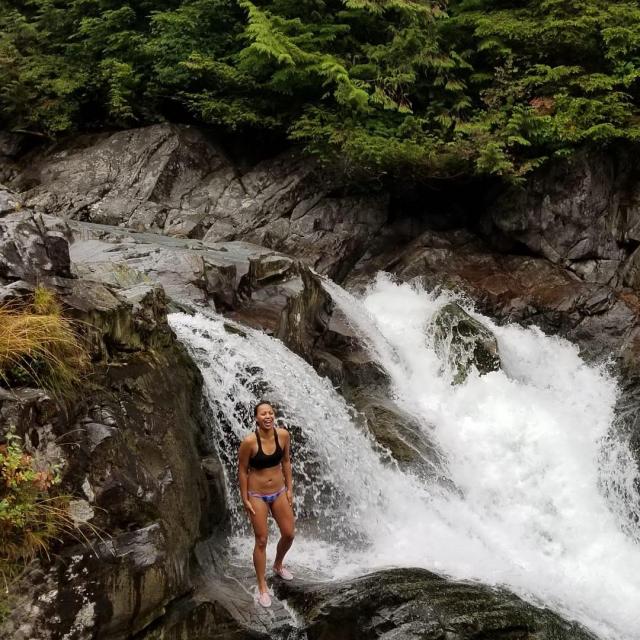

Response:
(169, 274), (640, 640)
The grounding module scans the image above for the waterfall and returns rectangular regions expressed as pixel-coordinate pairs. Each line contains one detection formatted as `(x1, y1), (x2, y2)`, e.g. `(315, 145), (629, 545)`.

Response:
(169, 274), (640, 640)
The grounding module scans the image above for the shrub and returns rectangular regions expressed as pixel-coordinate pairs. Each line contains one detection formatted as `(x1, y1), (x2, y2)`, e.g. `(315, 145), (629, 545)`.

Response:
(0, 430), (67, 592)
(0, 286), (89, 399)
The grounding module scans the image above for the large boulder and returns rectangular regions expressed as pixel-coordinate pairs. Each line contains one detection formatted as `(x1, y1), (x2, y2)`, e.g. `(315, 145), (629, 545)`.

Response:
(431, 302), (501, 384)
(276, 569), (596, 640)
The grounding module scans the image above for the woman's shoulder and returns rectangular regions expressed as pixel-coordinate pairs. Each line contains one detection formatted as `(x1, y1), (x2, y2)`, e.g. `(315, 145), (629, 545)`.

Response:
(276, 427), (290, 441)
(240, 432), (257, 446)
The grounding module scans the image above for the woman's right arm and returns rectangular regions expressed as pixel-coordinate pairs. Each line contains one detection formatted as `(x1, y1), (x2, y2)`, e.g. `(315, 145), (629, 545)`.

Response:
(238, 439), (256, 516)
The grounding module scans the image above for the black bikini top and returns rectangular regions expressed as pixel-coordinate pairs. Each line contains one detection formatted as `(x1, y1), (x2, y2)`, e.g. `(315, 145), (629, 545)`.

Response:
(249, 429), (284, 470)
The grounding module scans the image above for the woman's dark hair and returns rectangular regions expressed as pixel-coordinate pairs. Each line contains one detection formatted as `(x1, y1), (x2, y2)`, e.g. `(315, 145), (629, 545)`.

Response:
(254, 401), (274, 417)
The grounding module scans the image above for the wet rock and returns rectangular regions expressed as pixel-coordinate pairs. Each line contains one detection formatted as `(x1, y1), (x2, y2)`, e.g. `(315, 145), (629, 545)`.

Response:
(137, 598), (269, 640)
(274, 267), (331, 360)
(316, 305), (389, 390)
(432, 302), (501, 384)
(350, 391), (446, 480)
(276, 568), (597, 640)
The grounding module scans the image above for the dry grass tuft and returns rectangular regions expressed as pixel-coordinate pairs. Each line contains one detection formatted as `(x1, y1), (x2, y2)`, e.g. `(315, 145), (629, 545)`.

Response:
(0, 286), (89, 398)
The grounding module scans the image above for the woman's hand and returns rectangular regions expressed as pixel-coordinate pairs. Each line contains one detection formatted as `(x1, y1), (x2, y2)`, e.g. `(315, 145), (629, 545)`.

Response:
(243, 499), (256, 516)
(286, 489), (294, 507)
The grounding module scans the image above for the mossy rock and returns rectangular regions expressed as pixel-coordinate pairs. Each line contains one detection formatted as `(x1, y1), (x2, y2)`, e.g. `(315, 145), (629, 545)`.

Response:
(432, 302), (500, 384)
(276, 568), (597, 640)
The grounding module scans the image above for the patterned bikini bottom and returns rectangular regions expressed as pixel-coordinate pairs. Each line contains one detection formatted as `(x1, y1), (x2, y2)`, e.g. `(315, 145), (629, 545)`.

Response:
(248, 486), (286, 505)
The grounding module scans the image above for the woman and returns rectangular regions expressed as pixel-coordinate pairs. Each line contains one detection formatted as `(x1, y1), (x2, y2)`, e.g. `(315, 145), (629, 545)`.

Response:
(238, 401), (295, 607)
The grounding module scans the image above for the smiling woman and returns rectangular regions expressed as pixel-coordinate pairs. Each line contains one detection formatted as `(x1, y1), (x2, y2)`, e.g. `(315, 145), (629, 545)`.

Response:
(238, 401), (295, 607)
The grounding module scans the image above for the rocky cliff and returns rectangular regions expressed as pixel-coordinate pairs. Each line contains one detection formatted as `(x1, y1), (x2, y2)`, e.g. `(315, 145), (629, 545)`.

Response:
(4, 126), (640, 376)
(0, 206), (231, 639)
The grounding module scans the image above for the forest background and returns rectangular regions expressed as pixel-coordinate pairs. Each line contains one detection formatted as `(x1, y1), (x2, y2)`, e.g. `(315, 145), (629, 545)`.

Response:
(1, 0), (640, 183)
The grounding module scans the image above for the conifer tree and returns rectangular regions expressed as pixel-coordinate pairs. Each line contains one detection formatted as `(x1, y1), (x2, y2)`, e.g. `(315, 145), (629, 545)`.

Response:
(1, 0), (639, 180)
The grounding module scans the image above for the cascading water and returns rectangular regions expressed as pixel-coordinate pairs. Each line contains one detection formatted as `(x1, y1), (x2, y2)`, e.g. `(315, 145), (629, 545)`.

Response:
(168, 312), (432, 550)
(324, 274), (640, 639)
(169, 273), (640, 640)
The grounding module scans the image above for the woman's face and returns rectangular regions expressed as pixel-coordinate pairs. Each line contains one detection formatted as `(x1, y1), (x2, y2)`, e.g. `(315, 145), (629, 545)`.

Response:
(255, 404), (275, 430)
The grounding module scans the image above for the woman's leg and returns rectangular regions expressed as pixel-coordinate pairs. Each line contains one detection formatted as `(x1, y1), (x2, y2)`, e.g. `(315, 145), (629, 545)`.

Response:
(248, 496), (270, 593)
(270, 491), (295, 571)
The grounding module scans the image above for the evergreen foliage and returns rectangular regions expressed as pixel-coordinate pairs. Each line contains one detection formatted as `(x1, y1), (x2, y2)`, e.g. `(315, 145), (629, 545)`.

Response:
(1, 0), (639, 180)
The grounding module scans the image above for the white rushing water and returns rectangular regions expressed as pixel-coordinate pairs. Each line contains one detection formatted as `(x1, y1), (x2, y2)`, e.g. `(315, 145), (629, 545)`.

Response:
(169, 274), (640, 640)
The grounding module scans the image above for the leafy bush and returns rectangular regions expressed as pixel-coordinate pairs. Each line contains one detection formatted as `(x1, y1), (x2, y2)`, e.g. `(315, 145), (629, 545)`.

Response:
(0, 287), (89, 399)
(1, 0), (639, 180)
(0, 430), (66, 591)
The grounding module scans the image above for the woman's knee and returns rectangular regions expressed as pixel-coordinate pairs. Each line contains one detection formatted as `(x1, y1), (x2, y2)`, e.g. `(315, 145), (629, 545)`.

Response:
(281, 528), (295, 544)
(255, 534), (268, 549)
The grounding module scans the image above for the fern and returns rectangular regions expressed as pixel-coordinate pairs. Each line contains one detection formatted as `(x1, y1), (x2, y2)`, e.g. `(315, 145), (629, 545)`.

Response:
(1, 0), (640, 180)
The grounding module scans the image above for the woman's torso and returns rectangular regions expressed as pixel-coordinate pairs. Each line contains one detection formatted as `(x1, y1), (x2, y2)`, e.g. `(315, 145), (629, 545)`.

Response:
(246, 428), (285, 493)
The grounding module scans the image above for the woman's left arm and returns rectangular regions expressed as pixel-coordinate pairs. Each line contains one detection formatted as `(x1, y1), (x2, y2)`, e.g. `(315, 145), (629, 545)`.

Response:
(281, 429), (294, 507)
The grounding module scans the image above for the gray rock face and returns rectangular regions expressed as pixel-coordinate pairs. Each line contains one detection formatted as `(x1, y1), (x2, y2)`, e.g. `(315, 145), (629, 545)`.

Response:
(69, 220), (285, 311)
(276, 568), (596, 640)
(484, 149), (640, 288)
(432, 302), (501, 384)
(9, 124), (388, 280)
(0, 194), (72, 282)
